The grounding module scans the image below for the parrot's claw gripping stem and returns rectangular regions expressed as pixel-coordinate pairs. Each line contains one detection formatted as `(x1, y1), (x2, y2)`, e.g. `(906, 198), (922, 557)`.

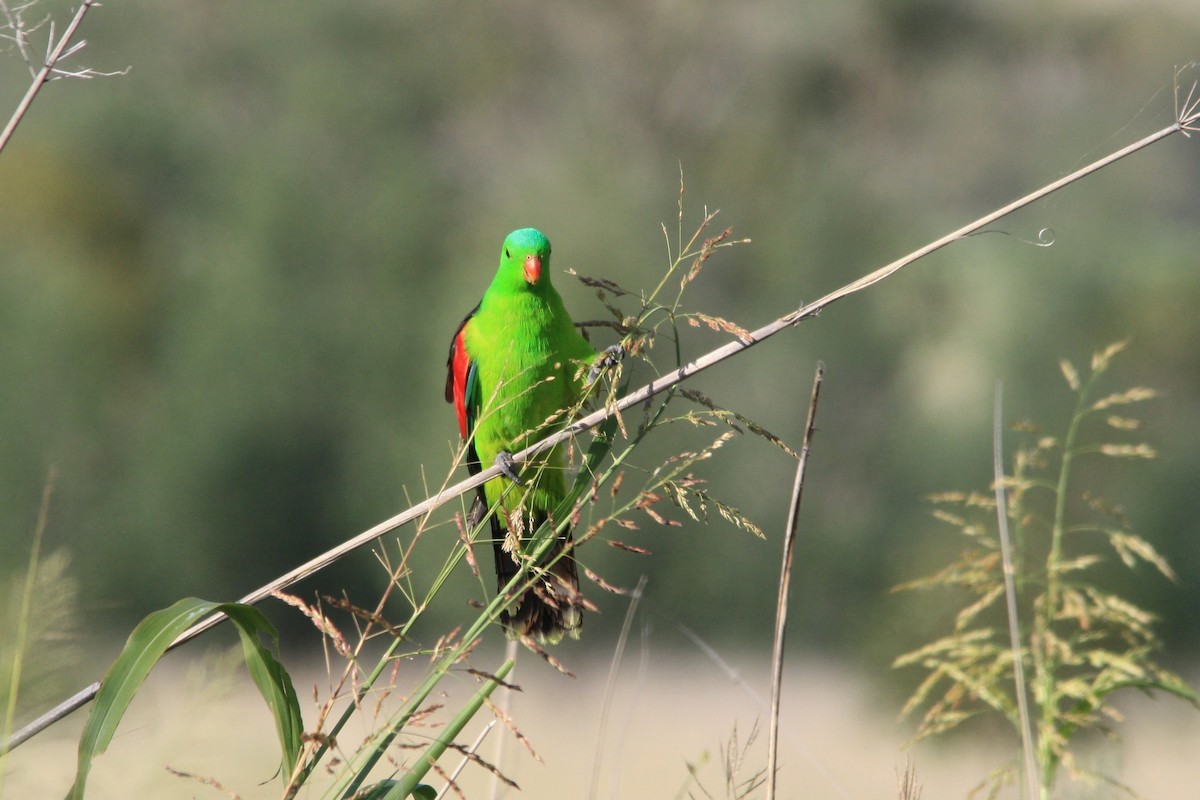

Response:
(586, 344), (626, 386)
(495, 451), (525, 486)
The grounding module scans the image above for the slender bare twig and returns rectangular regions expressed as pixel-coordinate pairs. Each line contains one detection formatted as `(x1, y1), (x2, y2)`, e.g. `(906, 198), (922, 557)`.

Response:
(992, 382), (1040, 800)
(6, 88), (1198, 753)
(487, 637), (518, 800)
(0, 0), (124, 155)
(588, 574), (649, 800)
(435, 719), (496, 800)
(766, 363), (822, 800)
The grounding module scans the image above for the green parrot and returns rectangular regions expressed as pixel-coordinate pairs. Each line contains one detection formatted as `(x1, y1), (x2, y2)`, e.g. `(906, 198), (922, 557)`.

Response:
(445, 228), (620, 643)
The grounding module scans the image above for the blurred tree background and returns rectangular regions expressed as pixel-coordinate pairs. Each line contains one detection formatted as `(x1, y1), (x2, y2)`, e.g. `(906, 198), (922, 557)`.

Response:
(1, 0), (1197, 704)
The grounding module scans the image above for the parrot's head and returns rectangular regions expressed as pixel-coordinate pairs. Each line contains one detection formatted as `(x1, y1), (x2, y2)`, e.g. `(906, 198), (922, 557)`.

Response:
(499, 227), (551, 288)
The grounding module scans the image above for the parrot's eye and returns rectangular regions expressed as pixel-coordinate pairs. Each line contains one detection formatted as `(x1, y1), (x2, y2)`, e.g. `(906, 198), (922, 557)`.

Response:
(505, 248), (511, 258)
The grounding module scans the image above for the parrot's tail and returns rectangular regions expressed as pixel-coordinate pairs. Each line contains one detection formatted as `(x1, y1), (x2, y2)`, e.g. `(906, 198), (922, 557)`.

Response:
(481, 501), (584, 645)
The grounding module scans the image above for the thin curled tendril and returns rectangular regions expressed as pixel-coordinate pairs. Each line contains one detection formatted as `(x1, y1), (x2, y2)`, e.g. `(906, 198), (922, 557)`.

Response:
(964, 227), (1056, 248)
(1029, 227), (1056, 247)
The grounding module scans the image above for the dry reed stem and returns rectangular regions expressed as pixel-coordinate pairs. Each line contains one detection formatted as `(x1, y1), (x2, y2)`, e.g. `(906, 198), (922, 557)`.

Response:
(766, 362), (823, 800)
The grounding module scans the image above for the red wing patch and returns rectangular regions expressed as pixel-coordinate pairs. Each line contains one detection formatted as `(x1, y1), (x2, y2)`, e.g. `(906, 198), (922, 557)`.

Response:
(451, 327), (471, 439)
(445, 305), (479, 440)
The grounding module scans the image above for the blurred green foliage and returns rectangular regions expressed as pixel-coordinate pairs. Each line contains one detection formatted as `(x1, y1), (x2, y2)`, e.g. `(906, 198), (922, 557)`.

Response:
(1, 1), (1197, 686)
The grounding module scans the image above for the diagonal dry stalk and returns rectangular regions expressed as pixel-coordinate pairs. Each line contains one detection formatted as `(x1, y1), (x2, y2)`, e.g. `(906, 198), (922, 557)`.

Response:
(766, 363), (823, 800)
(7, 75), (1200, 753)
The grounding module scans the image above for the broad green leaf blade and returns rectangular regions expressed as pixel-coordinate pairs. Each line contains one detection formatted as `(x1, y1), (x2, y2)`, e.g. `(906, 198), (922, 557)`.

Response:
(68, 599), (304, 800)
(222, 603), (304, 781)
(68, 597), (220, 800)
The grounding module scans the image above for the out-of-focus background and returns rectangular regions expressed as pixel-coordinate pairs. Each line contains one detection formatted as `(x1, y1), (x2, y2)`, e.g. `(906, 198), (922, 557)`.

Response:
(2, 1), (1198, 797)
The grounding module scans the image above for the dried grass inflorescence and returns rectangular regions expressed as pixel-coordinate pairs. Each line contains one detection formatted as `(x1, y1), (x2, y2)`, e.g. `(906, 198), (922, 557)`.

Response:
(893, 342), (1197, 798)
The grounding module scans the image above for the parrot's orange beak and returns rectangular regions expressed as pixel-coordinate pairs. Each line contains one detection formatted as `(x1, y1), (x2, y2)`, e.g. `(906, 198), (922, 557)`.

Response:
(524, 254), (542, 284)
